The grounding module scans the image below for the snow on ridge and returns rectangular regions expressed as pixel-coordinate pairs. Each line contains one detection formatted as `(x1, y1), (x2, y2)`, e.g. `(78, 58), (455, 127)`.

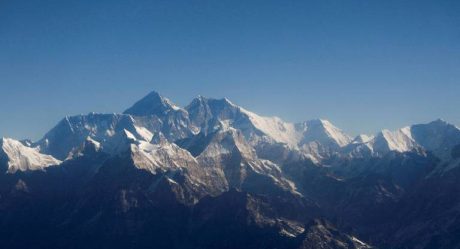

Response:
(237, 108), (353, 149)
(164, 97), (181, 111)
(186, 95), (303, 147)
(315, 119), (352, 147)
(378, 129), (417, 152)
(133, 126), (154, 142)
(124, 90), (185, 116)
(130, 140), (197, 173)
(344, 119), (460, 159)
(1, 138), (61, 173)
(352, 134), (374, 144)
(299, 119), (352, 148)
(239, 107), (301, 147)
(8, 89), (460, 170)
(235, 108), (354, 150)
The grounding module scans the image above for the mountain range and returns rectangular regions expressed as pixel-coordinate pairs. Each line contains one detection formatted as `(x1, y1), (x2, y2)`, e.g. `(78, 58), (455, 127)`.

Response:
(1, 90), (460, 249)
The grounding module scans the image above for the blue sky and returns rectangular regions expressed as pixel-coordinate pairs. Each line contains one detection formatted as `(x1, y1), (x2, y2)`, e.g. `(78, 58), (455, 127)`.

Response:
(1, 0), (459, 140)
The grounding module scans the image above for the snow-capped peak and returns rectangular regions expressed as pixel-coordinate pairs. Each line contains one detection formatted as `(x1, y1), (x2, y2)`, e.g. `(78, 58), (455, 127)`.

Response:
(187, 97), (352, 153)
(36, 113), (161, 160)
(352, 134), (374, 144)
(346, 119), (460, 159)
(186, 96), (302, 146)
(124, 90), (182, 116)
(186, 96), (238, 116)
(410, 119), (460, 160)
(238, 108), (300, 146)
(300, 119), (352, 148)
(374, 128), (418, 153)
(7, 89), (459, 175)
(1, 138), (61, 173)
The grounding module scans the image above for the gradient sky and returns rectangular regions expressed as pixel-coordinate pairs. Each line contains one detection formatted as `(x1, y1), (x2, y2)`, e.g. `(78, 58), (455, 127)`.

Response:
(1, 0), (459, 140)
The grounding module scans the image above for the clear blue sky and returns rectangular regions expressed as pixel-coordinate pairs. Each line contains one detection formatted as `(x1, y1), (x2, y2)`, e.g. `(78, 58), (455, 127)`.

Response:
(1, 0), (459, 140)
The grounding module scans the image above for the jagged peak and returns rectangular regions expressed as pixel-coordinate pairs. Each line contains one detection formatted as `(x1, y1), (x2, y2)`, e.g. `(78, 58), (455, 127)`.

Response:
(349, 119), (460, 158)
(302, 119), (338, 133)
(301, 119), (352, 147)
(352, 134), (374, 144)
(372, 128), (418, 153)
(304, 118), (332, 126)
(423, 118), (458, 129)
(431, 118), (448, 124)
(187, 95), (239, 110)
(124, 90), (182, 116)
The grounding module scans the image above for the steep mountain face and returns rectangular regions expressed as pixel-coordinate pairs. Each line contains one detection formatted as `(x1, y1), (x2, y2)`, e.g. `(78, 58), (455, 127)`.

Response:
(185, 96), (300, 147)
(410, 119), (460, 160)
(372, 128), (420, 154)
(344, 120), (460, 161)
(0, 138), (61, 173)
(124, 91), (181, 117)
(299, 119), (352, 148)
(1, 90), (460, 249)
(35, 113), (148, 160)
(124, 91), (195, 141)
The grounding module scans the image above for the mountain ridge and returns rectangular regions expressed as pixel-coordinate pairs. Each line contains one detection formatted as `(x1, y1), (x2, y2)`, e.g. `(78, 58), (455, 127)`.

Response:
(2, 91), (460, 173)
(1, 90), (460, 249)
